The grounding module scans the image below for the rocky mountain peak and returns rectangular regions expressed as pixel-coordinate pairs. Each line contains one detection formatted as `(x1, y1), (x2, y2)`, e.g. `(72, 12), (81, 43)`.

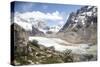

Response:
(58, 6), (97, 43)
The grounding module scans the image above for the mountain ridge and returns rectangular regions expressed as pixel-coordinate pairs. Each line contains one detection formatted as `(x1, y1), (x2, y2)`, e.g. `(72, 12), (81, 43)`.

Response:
(58, 6), (97, 44)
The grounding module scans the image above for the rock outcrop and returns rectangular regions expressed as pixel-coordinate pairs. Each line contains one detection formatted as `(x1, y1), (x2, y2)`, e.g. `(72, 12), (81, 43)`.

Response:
(11, 23), (29, 65)
(28, 25), (44, 36)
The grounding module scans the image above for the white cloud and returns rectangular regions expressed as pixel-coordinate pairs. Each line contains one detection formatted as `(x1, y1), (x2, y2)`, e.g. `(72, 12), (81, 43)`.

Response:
(14, 14), (32, 31)
(14, 11), (64, 31)
(15, 11), (63, 21)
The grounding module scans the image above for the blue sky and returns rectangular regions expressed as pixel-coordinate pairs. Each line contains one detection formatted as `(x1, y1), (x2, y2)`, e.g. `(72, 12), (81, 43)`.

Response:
(11, 1), (83, 27)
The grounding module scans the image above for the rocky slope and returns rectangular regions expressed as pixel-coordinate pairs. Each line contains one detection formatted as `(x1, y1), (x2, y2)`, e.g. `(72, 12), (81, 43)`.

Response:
(11, 23), (74, 65)
(28, 25), (44, 36)
(11, 21), (97, 65)
(11, 23), (29, 65)
(58, 6), (97, 44)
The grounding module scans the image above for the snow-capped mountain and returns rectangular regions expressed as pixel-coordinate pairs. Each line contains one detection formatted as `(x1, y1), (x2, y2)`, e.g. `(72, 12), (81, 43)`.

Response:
(60, 6), (97, 31)
(13, 12), (63, 35)
(48, 25), (62, 33)
(14, 12), (33, 31)
(38, 25), (62, 34)
(59, 6), (97, 43)
(13, 12), (47, 36)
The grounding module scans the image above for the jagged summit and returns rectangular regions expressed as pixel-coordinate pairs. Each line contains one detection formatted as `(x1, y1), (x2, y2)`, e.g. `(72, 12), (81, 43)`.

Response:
(58, 6), (97, 43)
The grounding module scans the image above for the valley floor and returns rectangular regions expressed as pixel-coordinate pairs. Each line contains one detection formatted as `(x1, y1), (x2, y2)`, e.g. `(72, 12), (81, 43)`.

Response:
(13, 36), (97, 65)
(29, 36), (97, 55)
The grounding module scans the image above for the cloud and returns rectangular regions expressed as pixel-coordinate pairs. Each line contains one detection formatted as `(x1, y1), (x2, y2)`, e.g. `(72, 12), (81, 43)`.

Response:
(15, 11), (63, 21)
(14, 13), (33, 31)
(14, 11), (64, 31)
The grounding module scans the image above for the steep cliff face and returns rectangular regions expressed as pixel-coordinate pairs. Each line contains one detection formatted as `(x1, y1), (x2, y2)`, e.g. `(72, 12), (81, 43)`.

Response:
(11, 23), (29, 65)
(59, 6), (97, 43)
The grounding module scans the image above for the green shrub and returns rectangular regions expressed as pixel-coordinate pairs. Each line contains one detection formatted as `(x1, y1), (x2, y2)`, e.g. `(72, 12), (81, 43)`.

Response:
(62, 49), (74, 62)
(31, 40), (39, 48)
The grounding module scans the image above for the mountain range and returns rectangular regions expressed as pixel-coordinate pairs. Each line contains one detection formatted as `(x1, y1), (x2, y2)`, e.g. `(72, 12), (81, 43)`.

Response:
(12, 5), (97, 43)
(58, 6), (97, 43)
